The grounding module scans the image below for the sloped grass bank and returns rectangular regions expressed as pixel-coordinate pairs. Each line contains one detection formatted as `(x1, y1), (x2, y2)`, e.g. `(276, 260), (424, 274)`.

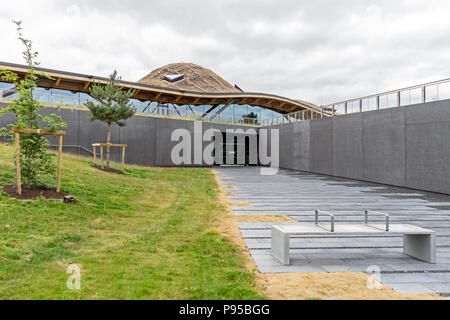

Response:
(0, 144), (263, 300)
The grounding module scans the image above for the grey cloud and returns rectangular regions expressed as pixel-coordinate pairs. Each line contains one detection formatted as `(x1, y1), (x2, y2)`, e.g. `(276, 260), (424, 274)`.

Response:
(1, 0), (449, 105)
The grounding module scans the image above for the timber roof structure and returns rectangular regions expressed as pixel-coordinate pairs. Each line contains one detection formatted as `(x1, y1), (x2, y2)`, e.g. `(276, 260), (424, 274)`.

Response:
(0, 61), (328, 115)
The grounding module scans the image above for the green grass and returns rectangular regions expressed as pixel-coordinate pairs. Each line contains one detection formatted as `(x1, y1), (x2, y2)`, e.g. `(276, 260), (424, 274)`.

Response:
(0, 143), (264, 300)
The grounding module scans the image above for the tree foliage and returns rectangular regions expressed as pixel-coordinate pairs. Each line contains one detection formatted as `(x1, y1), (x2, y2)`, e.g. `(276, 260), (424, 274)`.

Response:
(85, 71), (136, 167)
(0, 21), (67, 188)
(243, 112), (259, 124)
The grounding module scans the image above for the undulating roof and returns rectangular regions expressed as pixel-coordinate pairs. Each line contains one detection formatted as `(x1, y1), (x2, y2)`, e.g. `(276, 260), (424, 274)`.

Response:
(0, 61), (327, 115)
(138, 63), (241, 93)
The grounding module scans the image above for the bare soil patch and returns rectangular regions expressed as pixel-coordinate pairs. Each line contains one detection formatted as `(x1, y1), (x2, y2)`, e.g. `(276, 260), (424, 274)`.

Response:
(3, 185), (69, 200)
(259, 272), (443, 300)
(92, 164), (124, 175)
(227, 201), (253, 207)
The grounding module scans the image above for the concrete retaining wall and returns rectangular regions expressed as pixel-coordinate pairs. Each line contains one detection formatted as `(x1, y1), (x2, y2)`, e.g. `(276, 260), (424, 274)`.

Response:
(272, 100), (450, 195)
(1, 100), (448, 194)
(0, 105), (257, 167)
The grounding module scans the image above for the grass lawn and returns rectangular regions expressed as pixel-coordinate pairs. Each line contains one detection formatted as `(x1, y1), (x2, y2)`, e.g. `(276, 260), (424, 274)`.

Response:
(0, 143), (264, 300)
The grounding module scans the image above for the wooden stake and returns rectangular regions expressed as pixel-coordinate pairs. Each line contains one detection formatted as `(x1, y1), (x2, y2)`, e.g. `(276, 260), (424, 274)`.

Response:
(93, 146), (97, 166)
(15, 132), (22, 195)
(56, 135), (63, 193)
(122, 147), (126, 172)
(100, 146), (104, 169)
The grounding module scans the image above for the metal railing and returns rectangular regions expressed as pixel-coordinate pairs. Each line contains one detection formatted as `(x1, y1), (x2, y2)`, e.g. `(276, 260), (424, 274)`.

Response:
(315, 210), (335, 232)
(8, 77), (448, 128)
(260, 78), (450, 127)
(322, 77), (450, 115)
(1, 90), (261, 126)
(145, 105), (260, 126)
(365, 210), (390, 232)
(260, 109), (325, 126)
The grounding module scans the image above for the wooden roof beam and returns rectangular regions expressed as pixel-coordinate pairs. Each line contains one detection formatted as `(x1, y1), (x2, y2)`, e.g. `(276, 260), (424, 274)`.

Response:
(83, 81), (91, 90)
(192, 97), (201, 104)
(174, 95), (183, 103)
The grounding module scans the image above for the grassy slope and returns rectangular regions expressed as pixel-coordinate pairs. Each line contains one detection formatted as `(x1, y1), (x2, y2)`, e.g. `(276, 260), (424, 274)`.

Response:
(0, 144), (264, 300)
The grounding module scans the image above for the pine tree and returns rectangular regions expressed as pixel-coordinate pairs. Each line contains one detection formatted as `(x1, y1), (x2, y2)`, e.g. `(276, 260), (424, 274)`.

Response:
(85, 71), (136, 168)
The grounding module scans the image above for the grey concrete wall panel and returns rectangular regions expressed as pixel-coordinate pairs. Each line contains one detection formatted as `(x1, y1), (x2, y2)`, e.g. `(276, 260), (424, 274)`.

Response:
(406, 99), (450, 125)
(0, 110), (17, 143)
(361, 107), (406, 186)
(273, 100), (449, 195)
(363, 106), (406, 128)
(199, 122), (214, 166)
(155, 126), (176, 166)
(279, 123), (294, 169)
(2, 100), (449, 195)
(40, 108), (80, 149)
(363, 124), (406, 187)
(77, 109), (121, 162)
(292, 121), (310, 171)
(332, 113), (363, 180)
(120, 115), (156, 166)
(309, 118), (333, 175)
(406, 121), (450, 194)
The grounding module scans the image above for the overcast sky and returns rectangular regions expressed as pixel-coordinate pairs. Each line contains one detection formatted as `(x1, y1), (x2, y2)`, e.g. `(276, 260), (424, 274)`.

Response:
(1, 0), (449, 104)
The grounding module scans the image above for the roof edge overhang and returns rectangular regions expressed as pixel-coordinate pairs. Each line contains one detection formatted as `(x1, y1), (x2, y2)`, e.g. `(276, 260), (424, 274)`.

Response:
(0, 61), (325, 115)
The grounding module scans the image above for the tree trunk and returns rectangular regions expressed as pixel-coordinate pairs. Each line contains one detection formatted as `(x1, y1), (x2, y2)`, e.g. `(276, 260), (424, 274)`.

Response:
(106, 122), (111, 168)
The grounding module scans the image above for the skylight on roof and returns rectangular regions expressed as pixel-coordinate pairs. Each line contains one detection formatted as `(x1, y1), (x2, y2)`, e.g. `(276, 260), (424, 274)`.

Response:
(164, 74), (184, 83)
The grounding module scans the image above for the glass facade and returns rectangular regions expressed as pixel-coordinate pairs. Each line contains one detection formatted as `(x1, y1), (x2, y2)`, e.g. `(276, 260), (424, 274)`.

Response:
(0, 81), (283, 125)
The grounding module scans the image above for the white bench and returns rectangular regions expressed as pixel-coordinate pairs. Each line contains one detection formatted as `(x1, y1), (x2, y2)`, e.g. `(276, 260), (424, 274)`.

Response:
(271, 210), (436, 265)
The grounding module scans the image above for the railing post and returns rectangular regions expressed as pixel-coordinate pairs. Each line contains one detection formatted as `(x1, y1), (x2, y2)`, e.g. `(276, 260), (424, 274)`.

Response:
(397, 91), (401, 107)
(422, 86), (426, 103)
(376, 96), (380, 110)
(332, 105), (335, 117)
(321, 107), (324, 118)
(344, 102), (348, 115)
(359, 99), (363, 113)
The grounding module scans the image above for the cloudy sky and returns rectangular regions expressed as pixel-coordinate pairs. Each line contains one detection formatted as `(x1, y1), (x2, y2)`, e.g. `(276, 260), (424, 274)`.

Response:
(1, 0), (449, 104)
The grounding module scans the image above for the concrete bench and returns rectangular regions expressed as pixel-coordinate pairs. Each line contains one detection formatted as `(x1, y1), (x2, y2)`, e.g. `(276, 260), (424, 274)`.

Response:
(271, 210), (436, 265)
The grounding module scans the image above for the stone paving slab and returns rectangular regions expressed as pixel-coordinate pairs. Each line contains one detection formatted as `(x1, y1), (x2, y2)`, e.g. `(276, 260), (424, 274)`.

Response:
(383, 283), (435, 294)
(216, 167), (450, 295)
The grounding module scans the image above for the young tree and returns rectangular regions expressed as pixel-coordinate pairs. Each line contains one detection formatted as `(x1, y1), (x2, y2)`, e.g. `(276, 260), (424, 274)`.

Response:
(85, 71), (136, 168)
(0, 21), (67, 188)
(243, 112), (259, 124)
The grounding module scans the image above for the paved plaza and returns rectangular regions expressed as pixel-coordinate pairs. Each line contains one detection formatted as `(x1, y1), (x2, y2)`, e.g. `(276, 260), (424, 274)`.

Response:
(215, 167), (450, 295)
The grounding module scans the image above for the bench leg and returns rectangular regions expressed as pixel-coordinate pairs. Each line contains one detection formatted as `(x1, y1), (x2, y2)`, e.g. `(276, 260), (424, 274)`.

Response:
(403, 233), (436, 264)
(271, 227), (290, 265)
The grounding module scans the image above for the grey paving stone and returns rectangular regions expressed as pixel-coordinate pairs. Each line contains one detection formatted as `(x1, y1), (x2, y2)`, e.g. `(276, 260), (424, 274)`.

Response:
(322, 264), (394, 273)
(383, 283), (436, 294)
(381, 273), (444, 283)
(302, 252), (366, 260)
(384, 263), (450, 272)
(219, 167), (450, 295)
(258, 265), (328, 273)
(423, 283), (450, 294)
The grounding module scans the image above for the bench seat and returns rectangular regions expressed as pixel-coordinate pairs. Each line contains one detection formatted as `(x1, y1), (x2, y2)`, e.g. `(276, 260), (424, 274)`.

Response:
(271, 223), (436, 265)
